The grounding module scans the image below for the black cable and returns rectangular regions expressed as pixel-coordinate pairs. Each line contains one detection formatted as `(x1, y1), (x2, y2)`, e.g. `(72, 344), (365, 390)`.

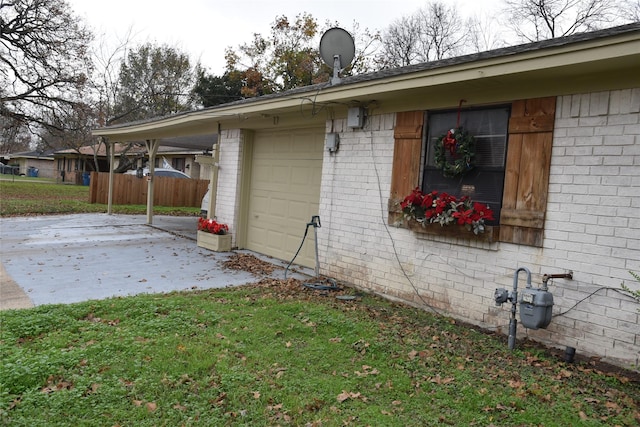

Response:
(284, 224), (310, 280)
(552, 286), (637, 318)
(367, 111), (444, 317)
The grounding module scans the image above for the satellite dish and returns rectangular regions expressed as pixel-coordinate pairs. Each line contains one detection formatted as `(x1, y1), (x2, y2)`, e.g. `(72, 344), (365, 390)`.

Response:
(319, 28), (355, 85)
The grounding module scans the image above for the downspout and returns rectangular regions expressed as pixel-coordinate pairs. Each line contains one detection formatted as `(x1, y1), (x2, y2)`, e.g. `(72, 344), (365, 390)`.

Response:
(145, 139), (159, 224)
(107, 140), (115, 215)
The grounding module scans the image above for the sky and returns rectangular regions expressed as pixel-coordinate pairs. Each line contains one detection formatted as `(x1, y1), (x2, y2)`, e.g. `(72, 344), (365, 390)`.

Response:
(67, 0), (502, 74)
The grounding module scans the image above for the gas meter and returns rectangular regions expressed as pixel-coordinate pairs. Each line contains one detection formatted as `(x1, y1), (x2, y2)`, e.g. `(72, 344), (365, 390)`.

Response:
(494, 268), (571, 350)
(519, 287), (554, 330)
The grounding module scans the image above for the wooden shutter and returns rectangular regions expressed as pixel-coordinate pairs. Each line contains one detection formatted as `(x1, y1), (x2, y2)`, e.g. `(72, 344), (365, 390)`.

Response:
(388, 111), (424, 223)
(500, 97), (556, 247)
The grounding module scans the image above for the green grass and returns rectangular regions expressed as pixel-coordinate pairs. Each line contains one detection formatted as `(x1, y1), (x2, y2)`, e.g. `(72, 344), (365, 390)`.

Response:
(0, 179), (199, 217)
(1, 282), (638, 426)
(1, 179), (639, 425)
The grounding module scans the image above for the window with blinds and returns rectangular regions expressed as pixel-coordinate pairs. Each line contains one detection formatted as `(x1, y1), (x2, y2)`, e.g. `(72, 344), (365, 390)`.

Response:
(422, 106), (511, 223)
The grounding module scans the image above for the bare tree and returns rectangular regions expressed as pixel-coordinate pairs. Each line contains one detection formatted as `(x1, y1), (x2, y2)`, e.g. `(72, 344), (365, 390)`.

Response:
(378, 1), (468, 68)
(379, 14), (423, 67)
(0, 0), (93, 140)
(0, 116), (30, 154)
(503, 0), (630, 42)
(632, 0), (640, 21)
(467, 12), (509, 53)
(86, 29), (138, 171)
(419, 2), (467, 60)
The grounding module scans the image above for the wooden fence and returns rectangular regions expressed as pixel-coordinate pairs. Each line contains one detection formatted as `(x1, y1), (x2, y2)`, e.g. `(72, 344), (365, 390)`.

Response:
(89, 172), (209, 207)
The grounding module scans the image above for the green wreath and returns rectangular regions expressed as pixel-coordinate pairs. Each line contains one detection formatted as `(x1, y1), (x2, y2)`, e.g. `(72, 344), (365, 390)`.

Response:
(434, 127), (476, 178)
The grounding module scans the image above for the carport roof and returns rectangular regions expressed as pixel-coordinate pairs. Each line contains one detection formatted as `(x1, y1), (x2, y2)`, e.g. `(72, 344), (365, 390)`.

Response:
(155, 134), (217, 150)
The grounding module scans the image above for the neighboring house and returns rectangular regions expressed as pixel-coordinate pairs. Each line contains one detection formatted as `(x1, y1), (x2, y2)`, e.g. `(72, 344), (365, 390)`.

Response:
(0, 150), (55, 178)
(94, 24), (640, 369)
(54, 139), (213, 184)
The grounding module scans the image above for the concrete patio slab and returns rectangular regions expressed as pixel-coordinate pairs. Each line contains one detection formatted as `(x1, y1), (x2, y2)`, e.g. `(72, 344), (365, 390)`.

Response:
(0, 214), (311, 310)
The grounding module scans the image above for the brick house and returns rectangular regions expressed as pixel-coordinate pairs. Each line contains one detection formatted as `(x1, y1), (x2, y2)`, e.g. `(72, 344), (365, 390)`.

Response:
(1, 150), (55, 178)
(54, 139), (213, 184)
(94, 24), (640, 368)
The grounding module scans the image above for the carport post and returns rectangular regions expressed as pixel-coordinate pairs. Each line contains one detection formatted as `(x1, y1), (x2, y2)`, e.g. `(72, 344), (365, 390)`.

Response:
(107, 140), (115, 215)
(145, 139), (159, 224)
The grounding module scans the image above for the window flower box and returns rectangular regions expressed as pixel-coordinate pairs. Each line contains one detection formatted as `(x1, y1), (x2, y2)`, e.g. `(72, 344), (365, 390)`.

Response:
(388, 188), (499, 243)
(396, 214), (499, 243)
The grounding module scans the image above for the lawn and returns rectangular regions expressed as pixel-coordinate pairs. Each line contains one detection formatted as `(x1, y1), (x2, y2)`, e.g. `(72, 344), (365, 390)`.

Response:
(1, 278), (639, 426)
(0, 179), (199, 217)
(0, 180), (639, 426)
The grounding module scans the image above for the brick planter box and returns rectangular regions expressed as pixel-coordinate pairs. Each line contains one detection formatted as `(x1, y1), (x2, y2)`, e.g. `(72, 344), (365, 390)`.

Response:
(196, 231), (232, 252)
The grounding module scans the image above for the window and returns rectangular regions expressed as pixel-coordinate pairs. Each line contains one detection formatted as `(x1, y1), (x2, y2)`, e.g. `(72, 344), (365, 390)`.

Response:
(422, 106), (510, 224)
(172, 157), (186, 172)
(389, 97), (556, 247)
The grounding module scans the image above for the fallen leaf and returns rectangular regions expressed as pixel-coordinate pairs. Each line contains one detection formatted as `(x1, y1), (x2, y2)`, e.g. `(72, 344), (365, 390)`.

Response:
(212, 392), (227, 406)
(508, 379), (525, 389)
(222, 253), (276, 275)
(253, 391), (261, 399)
(429, 375), (455, 385)
(337, 391), (351, 402)
(605, 401), (621, 412)
(268, 403), (283, 411)
(146, 402), (157, 412)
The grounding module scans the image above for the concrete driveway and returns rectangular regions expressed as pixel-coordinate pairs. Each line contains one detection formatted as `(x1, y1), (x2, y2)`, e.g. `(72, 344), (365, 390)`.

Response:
(0, 214), (311, 310)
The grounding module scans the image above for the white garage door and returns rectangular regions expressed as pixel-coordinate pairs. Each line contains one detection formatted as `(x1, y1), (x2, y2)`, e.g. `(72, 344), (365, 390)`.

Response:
(246, 128), (324, 268)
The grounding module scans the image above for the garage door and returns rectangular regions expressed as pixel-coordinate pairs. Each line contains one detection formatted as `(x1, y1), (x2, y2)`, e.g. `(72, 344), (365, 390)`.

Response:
(246, 128), (324, 268)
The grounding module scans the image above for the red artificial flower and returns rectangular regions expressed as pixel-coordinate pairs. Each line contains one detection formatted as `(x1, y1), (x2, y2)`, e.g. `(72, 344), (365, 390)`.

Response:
(472, 202), (495, 221)
(452, 208), (474, 225)
(198, 217), (229, 235)
(400, 188), (495, 233)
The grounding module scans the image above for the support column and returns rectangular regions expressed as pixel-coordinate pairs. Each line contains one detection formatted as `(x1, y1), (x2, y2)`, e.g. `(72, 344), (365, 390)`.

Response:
(207, 138), (220, 219)
(145, 139), (159, 224)
(107, 140), (115, 215)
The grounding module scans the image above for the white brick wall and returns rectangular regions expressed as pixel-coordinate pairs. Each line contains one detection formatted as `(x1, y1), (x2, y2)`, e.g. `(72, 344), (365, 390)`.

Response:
(215, 129), (246, 247)
(317, 89), (640, 368)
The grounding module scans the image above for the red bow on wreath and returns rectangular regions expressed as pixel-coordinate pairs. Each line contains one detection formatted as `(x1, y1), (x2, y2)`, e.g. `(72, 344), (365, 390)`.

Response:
(442, 129), (457, 155)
